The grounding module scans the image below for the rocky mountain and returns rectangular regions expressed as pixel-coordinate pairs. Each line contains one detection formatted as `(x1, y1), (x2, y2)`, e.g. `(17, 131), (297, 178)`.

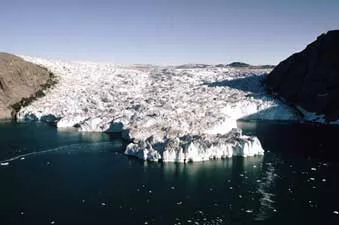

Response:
(266, 30), (339, 121)
(226, 62), (251, 67)
(0, 53), (53, 119)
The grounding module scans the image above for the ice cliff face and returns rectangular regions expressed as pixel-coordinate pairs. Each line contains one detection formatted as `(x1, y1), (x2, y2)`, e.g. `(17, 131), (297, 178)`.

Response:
(125, 129), (264, 162)
(17, 56), (297, 162)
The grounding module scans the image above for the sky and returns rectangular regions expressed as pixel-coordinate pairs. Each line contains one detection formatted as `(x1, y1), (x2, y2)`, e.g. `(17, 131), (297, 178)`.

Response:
(0, 0), (338, 65)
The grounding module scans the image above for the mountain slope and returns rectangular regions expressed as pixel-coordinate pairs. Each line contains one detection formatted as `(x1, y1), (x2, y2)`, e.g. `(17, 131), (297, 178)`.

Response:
(266, 30), (339, 122)
(0, 53), (51, 119)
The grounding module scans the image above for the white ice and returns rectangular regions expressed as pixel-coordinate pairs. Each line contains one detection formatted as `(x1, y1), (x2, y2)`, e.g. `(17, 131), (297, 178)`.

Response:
(125, 129), (265, 162)
(17, 56), (298, 162)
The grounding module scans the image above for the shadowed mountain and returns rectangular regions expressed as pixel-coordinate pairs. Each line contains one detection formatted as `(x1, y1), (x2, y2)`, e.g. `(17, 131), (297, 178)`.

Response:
(266, 30), (339, 121)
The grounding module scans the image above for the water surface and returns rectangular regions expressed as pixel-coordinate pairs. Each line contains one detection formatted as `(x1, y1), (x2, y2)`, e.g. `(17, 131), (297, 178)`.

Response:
(0, 122), (339, 225)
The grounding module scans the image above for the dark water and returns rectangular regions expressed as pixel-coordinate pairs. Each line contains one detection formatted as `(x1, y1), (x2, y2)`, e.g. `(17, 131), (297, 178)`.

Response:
(0, 122), (339, 225)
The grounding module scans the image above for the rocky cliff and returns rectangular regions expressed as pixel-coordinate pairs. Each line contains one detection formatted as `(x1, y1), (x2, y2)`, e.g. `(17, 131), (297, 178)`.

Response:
(266, 30), (339, 121)
(0, 53), (52, 119)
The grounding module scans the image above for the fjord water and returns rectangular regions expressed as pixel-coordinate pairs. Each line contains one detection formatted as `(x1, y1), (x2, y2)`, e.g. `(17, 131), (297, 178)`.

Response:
(0, 122), (339, 225)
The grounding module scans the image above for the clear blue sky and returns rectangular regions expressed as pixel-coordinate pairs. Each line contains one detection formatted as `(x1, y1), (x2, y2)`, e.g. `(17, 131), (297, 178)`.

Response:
(0, 0), (338, 65)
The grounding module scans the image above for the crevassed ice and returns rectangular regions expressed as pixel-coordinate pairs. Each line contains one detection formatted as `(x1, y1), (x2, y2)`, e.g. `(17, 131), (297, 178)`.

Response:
(17, 56), (297, 162)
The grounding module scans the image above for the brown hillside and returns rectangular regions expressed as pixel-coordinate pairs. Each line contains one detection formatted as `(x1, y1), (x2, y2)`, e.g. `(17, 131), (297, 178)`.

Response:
(0, 53), (50, 119)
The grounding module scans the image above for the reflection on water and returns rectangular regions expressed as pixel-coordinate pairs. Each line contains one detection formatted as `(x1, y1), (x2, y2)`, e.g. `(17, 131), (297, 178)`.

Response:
(238, 119), (339, 159)
(255, 156), (278, 221)
(160, 156), (264, 184)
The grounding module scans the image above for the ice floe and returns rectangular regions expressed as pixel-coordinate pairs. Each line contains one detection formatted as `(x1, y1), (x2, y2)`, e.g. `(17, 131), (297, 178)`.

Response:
(17, 56), (298, 162)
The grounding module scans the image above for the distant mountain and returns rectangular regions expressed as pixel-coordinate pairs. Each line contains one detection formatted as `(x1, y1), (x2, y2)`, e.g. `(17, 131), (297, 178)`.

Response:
(226, 62), (275, 69)
(226, 62), (251, 68)
(173, 62), (274, 69)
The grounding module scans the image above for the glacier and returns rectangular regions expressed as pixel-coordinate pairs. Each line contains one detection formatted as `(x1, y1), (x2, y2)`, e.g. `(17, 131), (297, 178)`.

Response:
(17, 56), (298, 162)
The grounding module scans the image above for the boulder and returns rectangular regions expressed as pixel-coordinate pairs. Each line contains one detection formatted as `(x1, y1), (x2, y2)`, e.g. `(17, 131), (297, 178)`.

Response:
(0, 53), (51, 119)
(266, 30), (339, 120)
